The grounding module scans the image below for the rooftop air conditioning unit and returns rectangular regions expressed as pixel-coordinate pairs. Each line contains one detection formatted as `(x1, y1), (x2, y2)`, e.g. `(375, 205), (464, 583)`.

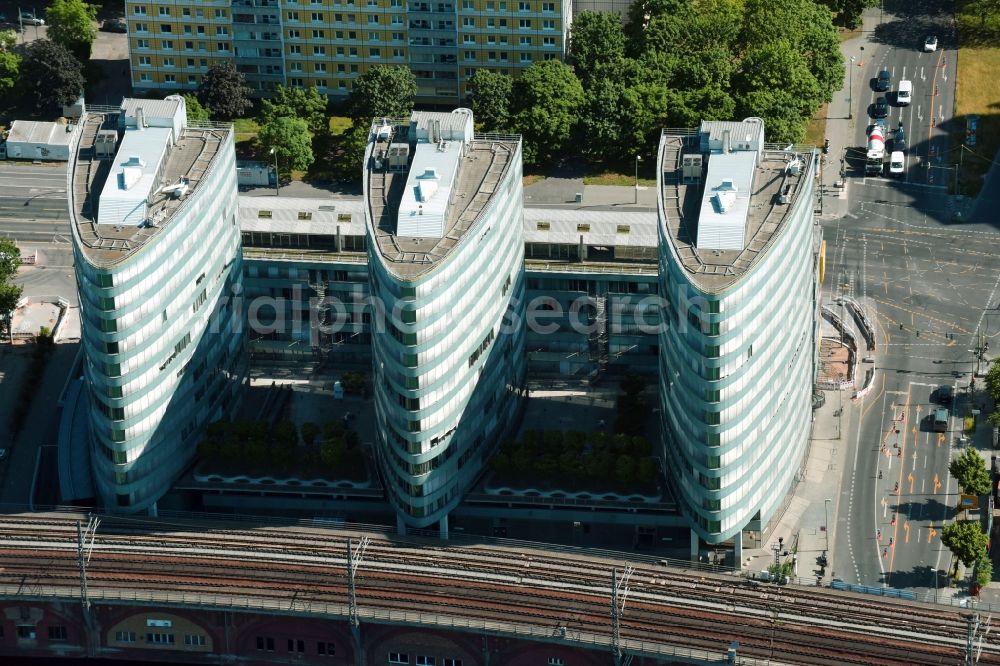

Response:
(681, 154), (703, 184)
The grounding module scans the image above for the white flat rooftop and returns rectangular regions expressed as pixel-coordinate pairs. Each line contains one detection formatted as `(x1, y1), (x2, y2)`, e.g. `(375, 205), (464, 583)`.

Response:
(98, 127), (172, 228)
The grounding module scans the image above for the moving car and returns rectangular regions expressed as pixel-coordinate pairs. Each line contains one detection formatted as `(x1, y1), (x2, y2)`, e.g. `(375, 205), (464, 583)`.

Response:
(20, 13), (44, 25)
(932, 408), (949, 432)
(934, 384), (954, 405)
(889, 151), (905, 176)
(871, 96), (889, 119)
(893, 123), (907, 152)
(924, 35), (938, 52)
(876, 68), (891, 92)
(896, 79), (912, 105)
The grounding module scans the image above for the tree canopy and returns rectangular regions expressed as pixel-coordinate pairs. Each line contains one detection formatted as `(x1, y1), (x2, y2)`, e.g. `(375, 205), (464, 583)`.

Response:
(18, 39), (85, 114)
(259, 116), (315, 174)
(941, 521), (989, 572)
(0, 239), (23, 340)
(181, 94), (210, 122)
(45, 0), (99, 62)
(347, 65), (417, 123)
(568, 11), (626, 85)
(510, 60), (584, 165)
(949, 447), (992, 496)
(467, 69), (513, 132)
(197, 62), (253, 119)
(262, 84), (329, 135)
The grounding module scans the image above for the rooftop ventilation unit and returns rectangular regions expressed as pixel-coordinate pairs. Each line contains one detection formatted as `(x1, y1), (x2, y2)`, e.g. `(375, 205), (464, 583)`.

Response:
(388, 143), (409, 171)
(681, 154), (703, 184)
(786, 158), (802, 175)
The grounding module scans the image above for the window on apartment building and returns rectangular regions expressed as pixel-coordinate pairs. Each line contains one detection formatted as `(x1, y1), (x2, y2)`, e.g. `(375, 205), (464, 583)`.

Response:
(443, 660), (463, 666)
(216, 43), (229, 52)
(136, 38), (149, 48)
(182, 7), (190, 16)
(370, 47), (381, 57)
(138, 73), (152, 82)
(287, 639), (305, 653)
(393, 47), (404, 57)
(216, 26), (228, 35)
(135, 22), (148, 31)
(133, 5), (146, 15)
(543, 19), (555, 29)
(415, 657), (435, 666)
(519, 18), (531, 28)
(159, 23), (171, 32)
(547, 660), (564, 666)
(312, 29), (325, 38)
(289, 28), (301, 38)
(215, 9), (226, 18)
(388, 654), (409, 665)
(48, 626), (67, 641)
(184, 634), (206, 646)
(290, 77), (303, 86)
(543, 52), (556, 60)
(114, 631), (136, 642)
(543, 36), (555, 45)
(312, 11), (323, 20)
(184, 41), (193, 50)
(255, 637), (275, 652)
(138, 55), (151, 66)
(163, 57), (175, 67)
(162, 39), (174, 49)
(158, 6), (170, 15)
(519, 0), (530, 8)
(368, 14), (379, 23)
(315, 63), (327, 72)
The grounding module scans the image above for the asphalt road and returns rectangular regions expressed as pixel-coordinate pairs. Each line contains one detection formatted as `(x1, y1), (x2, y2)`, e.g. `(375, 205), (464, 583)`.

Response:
(828, 11), (995, 596)
(0, 163), (70, 224)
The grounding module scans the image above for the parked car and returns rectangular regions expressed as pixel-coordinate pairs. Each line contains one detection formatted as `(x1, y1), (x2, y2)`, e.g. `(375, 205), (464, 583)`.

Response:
(876, 68), (891, 92)
(102, 18), (127, 32)
(20, 13), (44, 25)
(871, 96), (889, 119)
(924, 35), (938, 52)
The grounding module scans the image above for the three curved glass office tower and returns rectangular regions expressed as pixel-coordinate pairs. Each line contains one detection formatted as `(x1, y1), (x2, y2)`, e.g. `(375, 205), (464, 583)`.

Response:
(69, 96), (246, 511)
(363, 110), (527, 535)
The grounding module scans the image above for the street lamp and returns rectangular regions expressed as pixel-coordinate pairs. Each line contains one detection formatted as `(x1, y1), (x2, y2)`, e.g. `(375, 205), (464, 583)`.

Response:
(824, 498), (832, 550)
(848, 57), (856, 120)
(269, 147), (280, 196)
(634, 155), (642, 205)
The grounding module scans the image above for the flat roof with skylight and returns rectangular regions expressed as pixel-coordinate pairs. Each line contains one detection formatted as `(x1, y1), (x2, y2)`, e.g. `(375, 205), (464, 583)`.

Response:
(364, 110), (520, 279)
(68, 96), (232, 267)
(658, 118), (816, 291)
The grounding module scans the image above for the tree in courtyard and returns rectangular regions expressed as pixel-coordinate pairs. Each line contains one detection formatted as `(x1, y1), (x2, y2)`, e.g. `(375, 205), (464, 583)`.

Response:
(330, 123), (370, 182)
(262, 84), (329, 135)
(45, 0), (99, 62)
(567, 11), (626, 85)
(467, 69), (513, 132)
(0, 239), (23, 341)
(197, 62), (253, 119)
(258, 116), (314, 174)
(509, 60), (584, 165)
(941, 521), (989, 575)
(949, 447), (992, 496)
(181, 94), (210, 122)
(0, 46), (19, 98)
(974, 550), (993, 593)
(17, 39), (85, 115)
(347, 65), (417, 123)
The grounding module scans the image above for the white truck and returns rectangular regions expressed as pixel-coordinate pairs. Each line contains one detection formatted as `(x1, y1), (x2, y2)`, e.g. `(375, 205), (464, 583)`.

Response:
(889, 151), (905, 177)
(865, 123), (886, 175)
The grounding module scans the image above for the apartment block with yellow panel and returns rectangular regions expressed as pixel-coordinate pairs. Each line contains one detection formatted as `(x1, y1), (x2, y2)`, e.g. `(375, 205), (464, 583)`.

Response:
(126, 0), (568, 103)
(127, 1), (234, 93)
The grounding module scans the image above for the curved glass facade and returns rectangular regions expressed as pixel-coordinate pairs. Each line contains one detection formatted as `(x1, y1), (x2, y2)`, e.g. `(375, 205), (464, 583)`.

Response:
(70, 112), (246, 511)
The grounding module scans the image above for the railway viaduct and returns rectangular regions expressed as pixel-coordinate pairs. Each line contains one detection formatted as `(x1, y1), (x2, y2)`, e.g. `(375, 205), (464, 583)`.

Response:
(0, 512), (996, 666)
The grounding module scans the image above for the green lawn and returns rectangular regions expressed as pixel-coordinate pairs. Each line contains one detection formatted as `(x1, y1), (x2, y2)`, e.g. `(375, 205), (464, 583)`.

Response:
(328, 116), (352, 135)
(954, 1), (1000, 196)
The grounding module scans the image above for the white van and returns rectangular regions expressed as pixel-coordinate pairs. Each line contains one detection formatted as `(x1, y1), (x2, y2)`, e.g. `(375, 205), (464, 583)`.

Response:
(897, 79), (912, 105)
(889, 151), (905, 176)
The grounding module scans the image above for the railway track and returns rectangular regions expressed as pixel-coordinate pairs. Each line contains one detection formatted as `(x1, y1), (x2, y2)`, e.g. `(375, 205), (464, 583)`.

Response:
(0, 511), (994, 665)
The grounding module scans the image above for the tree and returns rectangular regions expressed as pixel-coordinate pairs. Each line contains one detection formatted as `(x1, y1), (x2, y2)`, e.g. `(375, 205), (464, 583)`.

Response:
(45, 0), (99, 63)
(510, 60), (584, 165)
(941, 521), (989, 574)
(197, 62), (253, 119)
(259, 116), (314, 174)
(17, 40), (85, 114)
(974, 550), (993, 592)
(347, 65), (417, 123)
(331, 123), (370, 182)
(949, 447), (992, 496)
(0, 239), (23, 341)
(0, 48), (21, 99)
(182, 94), (210, 122)
(985, 358), (1000, 403)
(262, 84), (329, 135)
(568, 11), (626, 84)
(467, 69), (513, 132)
